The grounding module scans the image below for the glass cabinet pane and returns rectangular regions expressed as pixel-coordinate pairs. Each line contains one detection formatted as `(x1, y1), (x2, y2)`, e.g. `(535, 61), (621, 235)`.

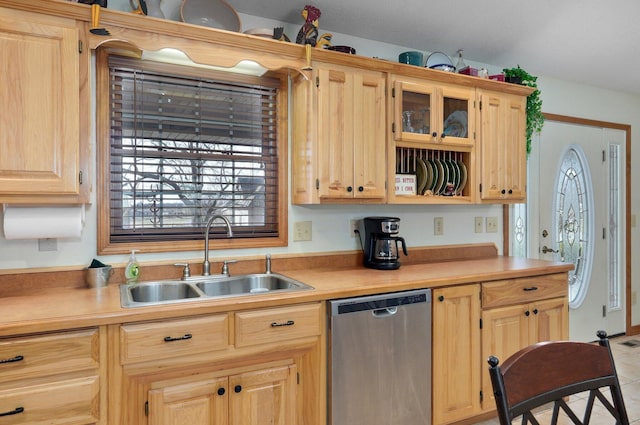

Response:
(401, 90), (432, 135)
(442, 96), (469, 138)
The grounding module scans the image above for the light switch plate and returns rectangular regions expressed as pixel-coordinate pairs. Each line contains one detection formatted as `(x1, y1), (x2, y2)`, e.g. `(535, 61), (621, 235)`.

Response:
(474, 217), (483, 233)
(434, 217), (444, 236)
(486, 217), (498, 233)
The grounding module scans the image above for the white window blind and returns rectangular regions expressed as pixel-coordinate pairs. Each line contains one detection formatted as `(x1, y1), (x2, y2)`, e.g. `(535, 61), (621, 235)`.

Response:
(107, 56), (281, 243)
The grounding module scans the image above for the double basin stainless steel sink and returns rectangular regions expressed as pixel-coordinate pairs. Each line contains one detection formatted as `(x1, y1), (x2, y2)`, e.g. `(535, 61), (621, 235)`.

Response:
(120, 273), (313, 308)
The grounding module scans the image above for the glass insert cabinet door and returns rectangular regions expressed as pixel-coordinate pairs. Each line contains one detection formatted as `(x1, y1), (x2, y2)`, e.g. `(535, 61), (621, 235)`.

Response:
(393, 80), (474, 147)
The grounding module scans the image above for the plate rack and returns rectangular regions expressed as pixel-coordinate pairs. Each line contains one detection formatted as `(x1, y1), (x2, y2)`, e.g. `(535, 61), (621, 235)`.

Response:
(395, 147), (471, 199)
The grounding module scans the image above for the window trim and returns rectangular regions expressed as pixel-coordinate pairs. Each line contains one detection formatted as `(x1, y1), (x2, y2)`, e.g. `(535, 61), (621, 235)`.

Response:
(96, 48), (289, 255)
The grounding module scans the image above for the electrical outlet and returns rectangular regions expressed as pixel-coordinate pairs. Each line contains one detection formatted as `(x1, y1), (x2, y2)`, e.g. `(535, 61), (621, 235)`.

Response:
(293, 221), (312, 241)
(434, 217), (444, 236)
(486, 217), (498, 233)
(474, 217), (483, 233)
(350, 219), (360, 237)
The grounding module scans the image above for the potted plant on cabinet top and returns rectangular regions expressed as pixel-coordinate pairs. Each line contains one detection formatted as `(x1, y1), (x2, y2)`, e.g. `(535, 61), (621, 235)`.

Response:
(503, 65), (544, 155)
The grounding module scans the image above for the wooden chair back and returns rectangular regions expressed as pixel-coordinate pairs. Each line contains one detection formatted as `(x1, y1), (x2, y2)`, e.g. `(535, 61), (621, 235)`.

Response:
(487, 330), (629, 425)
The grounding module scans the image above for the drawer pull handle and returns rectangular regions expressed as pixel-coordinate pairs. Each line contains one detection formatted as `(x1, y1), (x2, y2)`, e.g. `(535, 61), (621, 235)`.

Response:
(270, 320), (295, 327)
(164, 333), (192, 342)
(0, 407), (24, 417)
(0, 355), (24, 364)
(523, 286), (538, 292)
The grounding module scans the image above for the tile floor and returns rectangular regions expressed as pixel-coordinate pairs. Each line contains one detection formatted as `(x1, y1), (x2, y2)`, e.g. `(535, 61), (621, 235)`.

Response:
(474, 334), (640, 424)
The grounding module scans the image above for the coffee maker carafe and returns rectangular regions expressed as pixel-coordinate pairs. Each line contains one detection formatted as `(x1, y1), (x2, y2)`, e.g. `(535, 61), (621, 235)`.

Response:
(362, 217), (408, 270)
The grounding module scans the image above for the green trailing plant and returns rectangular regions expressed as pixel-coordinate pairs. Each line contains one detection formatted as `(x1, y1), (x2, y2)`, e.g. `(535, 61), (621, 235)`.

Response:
(503, 65), (544, 155)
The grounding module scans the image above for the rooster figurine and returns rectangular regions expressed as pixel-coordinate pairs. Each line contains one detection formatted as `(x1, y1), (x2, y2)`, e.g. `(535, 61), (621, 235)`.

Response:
(296, 5), (321, 46)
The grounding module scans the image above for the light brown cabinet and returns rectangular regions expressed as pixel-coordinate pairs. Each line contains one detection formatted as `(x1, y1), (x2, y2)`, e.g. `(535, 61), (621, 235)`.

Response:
(479, 90), (527, 202)
(391, 78), (475, 148)
(432, 284), (482, 425)
(0, 7), (89, 203)
(480, 274), (568, 410)
(148, 363), (296, 425)
(292, 63), (386, 204)
(432, 273), (568, 424)
(110, 303), (324, 425)
(0, 328), (105, 424)
(388, 75), (477, 204)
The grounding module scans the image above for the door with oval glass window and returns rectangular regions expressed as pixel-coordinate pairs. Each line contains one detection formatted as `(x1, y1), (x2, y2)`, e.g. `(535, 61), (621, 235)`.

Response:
(535, 120), (625, 342)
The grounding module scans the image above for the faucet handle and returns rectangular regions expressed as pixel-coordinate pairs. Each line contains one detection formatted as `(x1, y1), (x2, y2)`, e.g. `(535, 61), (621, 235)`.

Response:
(221, 259), (237, 276)
(265, 254), (272, 274)
(174, 263), (191, 280)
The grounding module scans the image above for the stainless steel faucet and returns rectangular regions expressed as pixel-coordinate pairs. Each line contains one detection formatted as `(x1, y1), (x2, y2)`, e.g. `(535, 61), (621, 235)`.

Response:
(203, 214), (234, 276)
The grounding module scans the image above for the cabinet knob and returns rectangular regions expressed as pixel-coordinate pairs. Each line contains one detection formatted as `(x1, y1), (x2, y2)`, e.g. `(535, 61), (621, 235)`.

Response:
(438, 295), (445, 302)
(501, 189), (506, 195)
(347, 186), (353, 193)
(358, 186), (364, 192)
(432, 132), (438, 138)
(533, 308), (539, 315)
(234, 385), (242, 393)
(508, 189), (513, 194)
(217, 387), (226, 396)
(525, 310), (530, 317)
(440, 133), (446, 139)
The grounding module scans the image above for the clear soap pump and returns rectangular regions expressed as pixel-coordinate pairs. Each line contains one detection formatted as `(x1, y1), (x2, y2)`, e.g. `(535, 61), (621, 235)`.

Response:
(125, 249), (140, 284)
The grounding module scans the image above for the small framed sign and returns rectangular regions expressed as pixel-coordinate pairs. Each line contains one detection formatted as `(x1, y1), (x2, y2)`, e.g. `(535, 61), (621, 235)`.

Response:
(395, 174), (416, 195)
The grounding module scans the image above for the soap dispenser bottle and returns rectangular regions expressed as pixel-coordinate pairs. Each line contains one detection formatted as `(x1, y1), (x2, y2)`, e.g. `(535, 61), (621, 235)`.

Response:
(125, 249), (140, 284)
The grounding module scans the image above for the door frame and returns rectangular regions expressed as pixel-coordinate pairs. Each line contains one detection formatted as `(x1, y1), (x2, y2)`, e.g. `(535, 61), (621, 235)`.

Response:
(504, 113), (636, 335)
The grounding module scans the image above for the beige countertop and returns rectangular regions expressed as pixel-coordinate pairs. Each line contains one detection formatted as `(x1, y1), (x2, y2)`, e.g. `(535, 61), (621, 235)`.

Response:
(0, 256), (572, 337)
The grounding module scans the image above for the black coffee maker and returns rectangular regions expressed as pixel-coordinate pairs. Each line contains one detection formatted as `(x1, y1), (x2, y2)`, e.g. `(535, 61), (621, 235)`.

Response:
(361, 217), (408, 270)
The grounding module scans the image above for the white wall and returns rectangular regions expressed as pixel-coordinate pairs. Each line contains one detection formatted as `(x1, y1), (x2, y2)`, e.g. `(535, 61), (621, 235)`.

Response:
(0, 2), (638, 320)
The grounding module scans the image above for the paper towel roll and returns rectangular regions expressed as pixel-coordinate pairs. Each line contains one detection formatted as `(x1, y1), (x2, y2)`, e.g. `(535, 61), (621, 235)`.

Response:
(2, 205), (85, 240)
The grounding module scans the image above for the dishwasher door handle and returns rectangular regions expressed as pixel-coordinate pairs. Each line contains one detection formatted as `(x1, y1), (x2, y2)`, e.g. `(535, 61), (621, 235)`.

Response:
(372, 307), (398, 317)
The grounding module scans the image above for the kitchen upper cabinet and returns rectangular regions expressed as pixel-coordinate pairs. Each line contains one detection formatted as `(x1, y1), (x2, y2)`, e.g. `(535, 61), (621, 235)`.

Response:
(432, 284), (482, 425)
(388, 76), (476, 204)
(292, 63), (386, 204)
(479, 90), (527, 202)
(392, 78), (475, 148)
(0, 7), (89, 203)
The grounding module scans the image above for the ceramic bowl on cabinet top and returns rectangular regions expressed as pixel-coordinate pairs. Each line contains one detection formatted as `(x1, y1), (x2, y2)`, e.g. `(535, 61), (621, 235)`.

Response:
(180, 0), (241, 32)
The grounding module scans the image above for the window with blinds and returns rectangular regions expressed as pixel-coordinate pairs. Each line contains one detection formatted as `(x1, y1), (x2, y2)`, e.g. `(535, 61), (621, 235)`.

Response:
(105, 56), (283, 245)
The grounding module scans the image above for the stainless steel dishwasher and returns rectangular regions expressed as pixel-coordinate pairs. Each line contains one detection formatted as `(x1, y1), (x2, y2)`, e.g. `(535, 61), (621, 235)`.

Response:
(329, 288), (431, 425)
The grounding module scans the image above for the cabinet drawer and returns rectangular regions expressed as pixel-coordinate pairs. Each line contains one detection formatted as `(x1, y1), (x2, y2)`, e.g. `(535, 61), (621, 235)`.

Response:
(120, 314), (230, 364)
(482, 273), (568, 309)
(235, 303), (322, 348)
(0, 375), (99, 425)
(0, 329), (99, 383)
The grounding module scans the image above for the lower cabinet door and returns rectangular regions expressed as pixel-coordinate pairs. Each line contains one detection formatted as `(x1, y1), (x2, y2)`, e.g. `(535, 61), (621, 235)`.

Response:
(432, 284), (482, 425)
(480, 303), (530, 410)
(148, 376), (228, 425)
(229, 364), (297, 425)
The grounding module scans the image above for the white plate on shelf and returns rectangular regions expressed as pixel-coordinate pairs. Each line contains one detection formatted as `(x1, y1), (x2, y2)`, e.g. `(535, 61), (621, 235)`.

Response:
(180, 0), (241, 32)
(443, 111), (468, 138)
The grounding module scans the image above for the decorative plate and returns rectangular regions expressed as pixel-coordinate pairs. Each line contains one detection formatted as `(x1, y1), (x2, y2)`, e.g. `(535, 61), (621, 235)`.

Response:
(181, 0), (241, 32)
(443, 111), (468, 138)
